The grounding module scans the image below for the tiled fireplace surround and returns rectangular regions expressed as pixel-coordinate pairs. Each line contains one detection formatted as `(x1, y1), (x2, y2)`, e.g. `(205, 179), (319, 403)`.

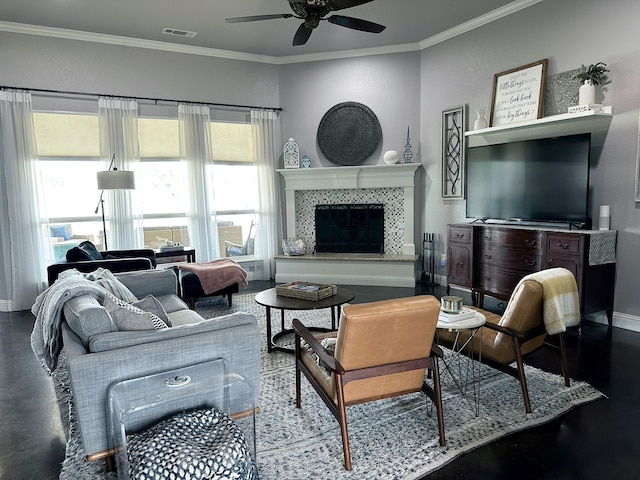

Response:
(275, 164), (421, 287)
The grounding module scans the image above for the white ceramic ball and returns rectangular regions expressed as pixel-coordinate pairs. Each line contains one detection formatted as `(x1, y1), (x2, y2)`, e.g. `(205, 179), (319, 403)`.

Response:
(383, 150), (399, 165)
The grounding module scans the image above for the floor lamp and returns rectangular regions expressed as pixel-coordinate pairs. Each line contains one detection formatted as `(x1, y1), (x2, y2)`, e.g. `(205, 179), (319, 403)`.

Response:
(95, 155), (135, 251)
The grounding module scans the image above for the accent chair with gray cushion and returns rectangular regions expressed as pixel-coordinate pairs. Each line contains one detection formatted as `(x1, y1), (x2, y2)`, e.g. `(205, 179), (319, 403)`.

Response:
(59, 268), (260, 465)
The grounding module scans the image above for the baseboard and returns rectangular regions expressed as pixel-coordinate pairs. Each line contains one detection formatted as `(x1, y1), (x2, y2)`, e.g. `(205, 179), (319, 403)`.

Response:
(0, 300), (13, 312)
(588, 310), (640, 333)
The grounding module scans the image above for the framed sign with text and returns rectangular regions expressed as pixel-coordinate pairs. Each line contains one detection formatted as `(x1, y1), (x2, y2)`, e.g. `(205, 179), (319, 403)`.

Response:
(490, 59), (548, 127)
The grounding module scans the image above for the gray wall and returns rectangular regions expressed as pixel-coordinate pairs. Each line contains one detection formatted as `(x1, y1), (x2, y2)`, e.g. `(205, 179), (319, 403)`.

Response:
(0, 31), (280, 108)
(279, 51), (422, 168)
(1, 0), (638, 325)
(416, 0), (640, 324)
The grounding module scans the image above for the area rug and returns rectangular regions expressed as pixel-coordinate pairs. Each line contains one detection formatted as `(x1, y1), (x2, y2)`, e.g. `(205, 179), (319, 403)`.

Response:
(55, 293), (605, 479)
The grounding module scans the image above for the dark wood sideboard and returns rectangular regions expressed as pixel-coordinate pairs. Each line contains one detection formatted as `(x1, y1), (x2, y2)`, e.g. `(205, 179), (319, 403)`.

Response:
(446, 223), (617, 325)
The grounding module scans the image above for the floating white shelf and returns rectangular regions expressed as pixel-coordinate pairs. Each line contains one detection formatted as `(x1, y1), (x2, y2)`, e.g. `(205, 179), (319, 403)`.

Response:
(466, 106), (613, 146)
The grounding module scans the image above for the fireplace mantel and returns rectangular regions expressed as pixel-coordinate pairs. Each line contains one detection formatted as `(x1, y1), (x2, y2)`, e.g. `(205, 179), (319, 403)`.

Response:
(277, 163), (421, 256)
(276, 163), (420, 191)
(275, 163), (422, 287)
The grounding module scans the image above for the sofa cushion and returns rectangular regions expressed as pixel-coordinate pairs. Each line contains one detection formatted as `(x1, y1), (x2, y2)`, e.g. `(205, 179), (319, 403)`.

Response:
(65, 240), (103, 262)
(63, 294), (117, 347)
(133, 295), (171, 327)
(104, 296), (168, 331)
(168, 309), (209, 326)
(89, 312), (257, 352)
(115, 269), (178, 299)
(155, 294), (189, 314)
(66, 246), (92, 262)
(78, 241), (103, 260)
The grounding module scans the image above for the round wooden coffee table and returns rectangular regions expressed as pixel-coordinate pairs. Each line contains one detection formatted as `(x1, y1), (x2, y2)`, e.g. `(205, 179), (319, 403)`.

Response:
(255, 287), (355, 353)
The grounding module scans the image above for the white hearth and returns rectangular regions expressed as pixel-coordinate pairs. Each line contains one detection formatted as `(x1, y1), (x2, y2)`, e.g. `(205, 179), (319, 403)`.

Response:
(276, 163), (421, 287)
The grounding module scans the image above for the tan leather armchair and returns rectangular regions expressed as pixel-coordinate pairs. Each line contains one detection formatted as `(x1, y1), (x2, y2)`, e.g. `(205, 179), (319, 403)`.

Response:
(438, 279), (571, 413)
(293, 295), (445, 471)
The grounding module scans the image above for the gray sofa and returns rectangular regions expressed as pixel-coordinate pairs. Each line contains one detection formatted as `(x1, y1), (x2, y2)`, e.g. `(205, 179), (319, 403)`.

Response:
(60, 268), (261, 461)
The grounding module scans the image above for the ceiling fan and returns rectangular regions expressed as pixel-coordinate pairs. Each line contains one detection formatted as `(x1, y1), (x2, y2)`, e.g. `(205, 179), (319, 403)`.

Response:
(225, 0), (386, 46)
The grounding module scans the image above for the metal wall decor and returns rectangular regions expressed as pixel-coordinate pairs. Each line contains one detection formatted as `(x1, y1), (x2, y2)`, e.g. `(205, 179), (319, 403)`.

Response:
(317, 101), (382, 166)
(442, 105), (466, 199)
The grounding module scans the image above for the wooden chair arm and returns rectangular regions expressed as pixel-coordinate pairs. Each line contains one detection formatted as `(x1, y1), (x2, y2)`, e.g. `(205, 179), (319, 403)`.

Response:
(431, 344), (444, 358)
(483, 321), (546, 341)
(292, 318), (344, 374)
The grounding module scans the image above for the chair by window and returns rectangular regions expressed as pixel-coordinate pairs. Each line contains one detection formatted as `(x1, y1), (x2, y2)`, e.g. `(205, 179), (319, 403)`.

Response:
(293, 295), (445, 470)
(225, 221), (255, 257)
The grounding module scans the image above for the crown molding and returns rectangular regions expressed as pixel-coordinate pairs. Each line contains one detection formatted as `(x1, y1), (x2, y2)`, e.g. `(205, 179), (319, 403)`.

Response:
(0, 1), (544, 65)
(420, 0), (544, 49)
(0, 21), (279, 64)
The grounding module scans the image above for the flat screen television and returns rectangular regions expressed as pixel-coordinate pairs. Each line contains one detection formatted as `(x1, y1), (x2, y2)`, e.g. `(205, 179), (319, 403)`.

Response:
(466, 133), (591, 226)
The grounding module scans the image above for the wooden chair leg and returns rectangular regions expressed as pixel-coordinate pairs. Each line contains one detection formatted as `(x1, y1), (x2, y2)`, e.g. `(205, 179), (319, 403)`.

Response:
(513, 338), (532, 413)
(104, 455), (116, 472)
(432, 359), (446, 446)
(558, 333), (571, 387)
(335, 376), (352, 471)
(294, 335), (302, 409)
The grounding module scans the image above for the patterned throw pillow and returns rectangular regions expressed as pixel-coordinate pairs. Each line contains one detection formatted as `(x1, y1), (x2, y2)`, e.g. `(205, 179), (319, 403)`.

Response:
(125, 408), (257, 480)
(104, 295), (168, 331)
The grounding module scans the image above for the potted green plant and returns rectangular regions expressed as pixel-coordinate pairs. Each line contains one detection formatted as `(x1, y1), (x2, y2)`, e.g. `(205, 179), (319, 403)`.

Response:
(574, 62), (610, 105)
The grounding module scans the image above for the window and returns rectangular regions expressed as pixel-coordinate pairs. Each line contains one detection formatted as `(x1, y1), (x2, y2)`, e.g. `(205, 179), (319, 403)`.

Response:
(33, 105), (258, 262)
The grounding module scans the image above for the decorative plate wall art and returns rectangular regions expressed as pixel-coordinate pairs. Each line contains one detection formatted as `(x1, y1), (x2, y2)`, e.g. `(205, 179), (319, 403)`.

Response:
(317, 101), (382, 166)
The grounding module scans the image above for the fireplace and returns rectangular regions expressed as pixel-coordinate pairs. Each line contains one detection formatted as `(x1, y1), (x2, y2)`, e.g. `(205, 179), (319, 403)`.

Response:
(315, 204), (384, 254)
(276, 164), (421, 287)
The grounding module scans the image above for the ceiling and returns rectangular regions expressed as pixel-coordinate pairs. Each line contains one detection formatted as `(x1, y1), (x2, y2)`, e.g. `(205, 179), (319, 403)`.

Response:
(0, 0), (538, 61)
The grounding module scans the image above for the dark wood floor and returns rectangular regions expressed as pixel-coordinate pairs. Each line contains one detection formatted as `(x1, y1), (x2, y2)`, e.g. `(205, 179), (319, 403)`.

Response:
(1, 280), (638, 479)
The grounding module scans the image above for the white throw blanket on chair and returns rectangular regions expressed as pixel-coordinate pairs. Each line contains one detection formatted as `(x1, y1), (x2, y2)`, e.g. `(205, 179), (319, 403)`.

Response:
(513, 267), (581, 335)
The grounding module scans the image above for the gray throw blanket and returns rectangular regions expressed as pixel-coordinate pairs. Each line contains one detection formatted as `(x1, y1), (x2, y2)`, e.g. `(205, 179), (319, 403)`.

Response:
(31, 270), (109, 374)
(84, 267), (137, 302)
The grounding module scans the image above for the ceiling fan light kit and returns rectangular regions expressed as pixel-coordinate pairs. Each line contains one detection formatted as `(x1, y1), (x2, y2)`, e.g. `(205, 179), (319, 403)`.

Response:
(225, 0), (386, 46)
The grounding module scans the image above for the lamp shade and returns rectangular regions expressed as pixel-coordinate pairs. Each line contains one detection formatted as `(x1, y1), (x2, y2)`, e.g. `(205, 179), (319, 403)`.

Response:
(97, 170), (135, 190)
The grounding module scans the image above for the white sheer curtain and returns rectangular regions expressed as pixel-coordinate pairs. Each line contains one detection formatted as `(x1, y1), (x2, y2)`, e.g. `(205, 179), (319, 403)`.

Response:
(0, 90), (48, 311)
(179, 104), (219, 262)
(251, 109), (283, 280)
(98, 97), (143, 250)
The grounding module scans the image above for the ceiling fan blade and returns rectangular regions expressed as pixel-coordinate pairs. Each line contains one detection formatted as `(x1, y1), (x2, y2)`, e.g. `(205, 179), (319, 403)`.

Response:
(330, 0), (375, 11)
(293, 23), (314, 46)
(328, 15), (386, 33)
(226, 14), (293, 23)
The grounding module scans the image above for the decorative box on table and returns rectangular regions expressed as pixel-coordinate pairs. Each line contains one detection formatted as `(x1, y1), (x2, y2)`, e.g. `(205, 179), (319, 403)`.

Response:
(276, 281), (338, 301)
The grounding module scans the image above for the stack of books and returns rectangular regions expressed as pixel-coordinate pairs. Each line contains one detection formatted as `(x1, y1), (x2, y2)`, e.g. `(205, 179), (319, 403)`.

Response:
(438, 307), (476, 323)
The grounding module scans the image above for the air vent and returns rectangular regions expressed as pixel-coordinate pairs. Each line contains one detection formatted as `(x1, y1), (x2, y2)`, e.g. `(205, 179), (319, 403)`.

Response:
(162, 27), (197, 38)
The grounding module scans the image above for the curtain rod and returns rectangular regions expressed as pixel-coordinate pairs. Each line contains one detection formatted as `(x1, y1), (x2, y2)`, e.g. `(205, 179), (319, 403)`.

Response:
(0, 85), (283, 112)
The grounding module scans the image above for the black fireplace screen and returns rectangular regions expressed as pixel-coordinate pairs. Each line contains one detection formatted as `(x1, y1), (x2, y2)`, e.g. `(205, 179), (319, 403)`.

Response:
(315, 204), (384, 254)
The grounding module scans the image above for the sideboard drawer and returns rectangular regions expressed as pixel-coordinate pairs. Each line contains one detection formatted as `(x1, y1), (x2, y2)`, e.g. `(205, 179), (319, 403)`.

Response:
(478, 228), (542, 251)
(546, 234), (583, 256)
(449, 226), (472, 243)
(479, 247), (542, 272)
(475, 265), (524, 297)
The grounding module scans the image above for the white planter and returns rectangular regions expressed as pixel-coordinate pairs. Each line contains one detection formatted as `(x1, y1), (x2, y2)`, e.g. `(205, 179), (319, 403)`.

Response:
(578, 80), (596, 105)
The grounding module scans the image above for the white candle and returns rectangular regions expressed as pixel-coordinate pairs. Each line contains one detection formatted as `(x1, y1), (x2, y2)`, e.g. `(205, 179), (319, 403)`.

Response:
(599, 205), (610, 230)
